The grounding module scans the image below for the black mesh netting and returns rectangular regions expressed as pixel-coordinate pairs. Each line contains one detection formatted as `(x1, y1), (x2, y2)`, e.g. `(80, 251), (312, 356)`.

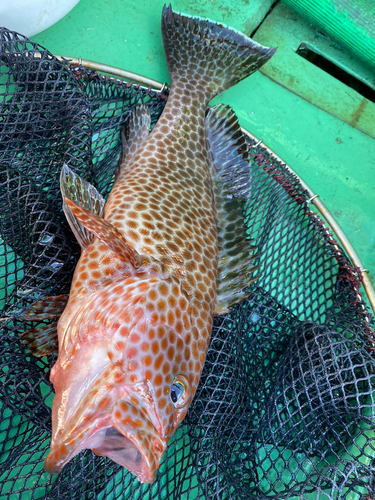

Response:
(0, 28), (375, 500)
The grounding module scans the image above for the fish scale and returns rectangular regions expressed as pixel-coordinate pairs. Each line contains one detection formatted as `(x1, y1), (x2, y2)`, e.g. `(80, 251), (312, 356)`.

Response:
(21, 5), (276, 484)
(106, 98), (218, 379)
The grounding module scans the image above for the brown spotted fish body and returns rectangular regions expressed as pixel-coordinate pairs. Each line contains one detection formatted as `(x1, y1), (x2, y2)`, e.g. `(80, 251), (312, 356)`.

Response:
(25, 5), (275, 484)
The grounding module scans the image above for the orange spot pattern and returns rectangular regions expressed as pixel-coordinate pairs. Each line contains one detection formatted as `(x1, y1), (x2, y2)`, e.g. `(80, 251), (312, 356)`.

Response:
(48, 15), (222, 479)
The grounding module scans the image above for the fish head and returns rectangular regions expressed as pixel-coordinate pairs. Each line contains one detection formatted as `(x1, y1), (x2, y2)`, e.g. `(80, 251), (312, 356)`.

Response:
(108, 277), (195, 444)
(44, 364), (168, 483)
(91, 318), (194, 483)
(119, 319), (194, 437)
(45, 277), (196, 483)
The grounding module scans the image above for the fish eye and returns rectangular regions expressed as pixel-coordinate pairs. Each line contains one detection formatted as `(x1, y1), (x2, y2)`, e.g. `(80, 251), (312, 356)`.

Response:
(171, 381), (185, 403)
(170, 375), (191, 409)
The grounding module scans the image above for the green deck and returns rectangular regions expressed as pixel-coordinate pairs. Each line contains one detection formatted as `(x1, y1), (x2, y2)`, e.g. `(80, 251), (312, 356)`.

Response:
(32, 0), (375, 301)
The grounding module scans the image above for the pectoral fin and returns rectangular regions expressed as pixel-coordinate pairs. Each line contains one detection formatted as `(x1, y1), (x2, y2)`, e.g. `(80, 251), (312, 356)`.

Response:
(60, 164), (105, 249)
(64, 197), (177, 279)
(206, 104), (261, 314)
(64, 198), (142, 268)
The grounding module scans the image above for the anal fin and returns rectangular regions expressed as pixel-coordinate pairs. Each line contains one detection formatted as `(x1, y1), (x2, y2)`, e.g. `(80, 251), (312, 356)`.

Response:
(120, 104), (151, 166)
(206, 104), (261, 315)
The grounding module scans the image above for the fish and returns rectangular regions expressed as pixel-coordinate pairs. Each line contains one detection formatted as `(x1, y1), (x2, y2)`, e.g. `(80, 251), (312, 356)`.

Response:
(21, 5), (276, 484)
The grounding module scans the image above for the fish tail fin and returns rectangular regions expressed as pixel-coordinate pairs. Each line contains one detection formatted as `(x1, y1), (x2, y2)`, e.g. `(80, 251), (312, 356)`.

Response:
(161, 5), (276, 99)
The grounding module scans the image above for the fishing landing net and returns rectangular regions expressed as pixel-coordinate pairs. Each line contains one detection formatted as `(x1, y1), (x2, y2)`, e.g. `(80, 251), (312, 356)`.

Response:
(0, 28), (374, 500)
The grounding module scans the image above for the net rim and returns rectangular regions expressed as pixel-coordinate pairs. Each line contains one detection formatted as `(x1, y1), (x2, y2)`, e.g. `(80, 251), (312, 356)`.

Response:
(53, 54), (375, 318)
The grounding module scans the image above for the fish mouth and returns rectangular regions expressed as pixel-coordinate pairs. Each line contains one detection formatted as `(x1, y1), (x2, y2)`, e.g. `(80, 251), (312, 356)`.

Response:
(44, 401), (166, 484)
(92, 426), (162, 483)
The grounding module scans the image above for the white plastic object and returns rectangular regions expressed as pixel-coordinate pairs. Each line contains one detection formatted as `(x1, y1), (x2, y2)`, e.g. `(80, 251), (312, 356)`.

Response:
(0, 0), (80, 38)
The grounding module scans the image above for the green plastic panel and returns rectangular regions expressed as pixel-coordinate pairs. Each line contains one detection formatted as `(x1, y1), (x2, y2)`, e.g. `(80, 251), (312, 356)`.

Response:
(281, 0), (375, 72)
(253, 2), (375, 139)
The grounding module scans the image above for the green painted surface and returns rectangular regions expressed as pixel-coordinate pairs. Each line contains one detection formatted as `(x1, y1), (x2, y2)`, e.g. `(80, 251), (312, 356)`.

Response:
(32, 0), (375, 307)
(281, 0), (375, 72)
(254, 2), (375, 138)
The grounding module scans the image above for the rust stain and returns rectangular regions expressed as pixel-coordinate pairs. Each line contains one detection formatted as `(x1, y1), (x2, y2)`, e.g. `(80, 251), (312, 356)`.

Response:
(350, 97), (368, 127)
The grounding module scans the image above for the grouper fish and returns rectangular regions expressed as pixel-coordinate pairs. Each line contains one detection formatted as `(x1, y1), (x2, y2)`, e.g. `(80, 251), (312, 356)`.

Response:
(21, 5), (276, 484)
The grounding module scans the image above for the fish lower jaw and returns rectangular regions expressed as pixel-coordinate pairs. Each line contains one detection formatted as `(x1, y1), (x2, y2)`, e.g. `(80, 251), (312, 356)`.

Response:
(45, 411), (166, 483)
(44, 421), (110, 475)
(92, 427), (160, 484)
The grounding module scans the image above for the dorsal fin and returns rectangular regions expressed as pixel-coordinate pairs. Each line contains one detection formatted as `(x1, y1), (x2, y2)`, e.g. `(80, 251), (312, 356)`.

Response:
(206, 104), (251, 198)
(120, 104), (151, 165)
(206, 104), (260, 315)
(60, 164), (105, 249)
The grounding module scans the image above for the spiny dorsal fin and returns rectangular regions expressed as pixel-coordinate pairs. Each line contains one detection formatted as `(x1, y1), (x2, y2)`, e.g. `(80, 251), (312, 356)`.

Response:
(60, 164), (105, 249)
(206, 104), (260, 315)
(120, 104), (151, 165)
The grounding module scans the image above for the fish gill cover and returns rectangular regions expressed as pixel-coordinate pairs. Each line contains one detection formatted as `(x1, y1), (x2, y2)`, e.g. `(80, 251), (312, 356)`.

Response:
(0, 26), (374, 500)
